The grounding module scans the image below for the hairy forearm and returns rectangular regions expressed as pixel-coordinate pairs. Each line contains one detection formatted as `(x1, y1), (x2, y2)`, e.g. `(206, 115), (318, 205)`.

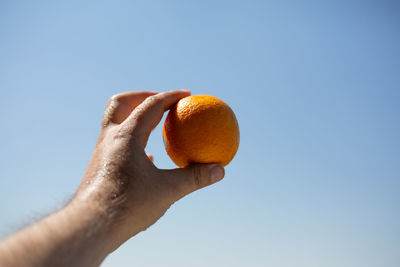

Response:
(0, 200), (112, 267)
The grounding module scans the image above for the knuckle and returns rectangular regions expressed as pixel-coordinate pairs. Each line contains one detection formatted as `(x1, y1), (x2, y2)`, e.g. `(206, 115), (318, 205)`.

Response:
(102, 95), (121, 127)
(191, 166), (203, 188)
(133, 96), (156, 116)
(104, 95), (120, 115)
(109, 93), (123, 103)
(130, 106), (146, 125)
(131, 95), (162, 121)
(145, 94), (163, 107)
(106, 94), (119, 108)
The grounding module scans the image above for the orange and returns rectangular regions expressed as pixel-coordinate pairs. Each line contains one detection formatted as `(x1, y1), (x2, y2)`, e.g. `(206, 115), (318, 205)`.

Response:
(163, 95), (240, 168)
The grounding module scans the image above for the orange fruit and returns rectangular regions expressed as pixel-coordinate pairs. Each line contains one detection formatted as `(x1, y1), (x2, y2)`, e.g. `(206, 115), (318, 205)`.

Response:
(163, 95), (240, 168)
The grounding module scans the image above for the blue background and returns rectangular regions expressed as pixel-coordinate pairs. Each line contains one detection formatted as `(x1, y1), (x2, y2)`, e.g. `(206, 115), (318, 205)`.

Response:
(1, 1), (399, 266)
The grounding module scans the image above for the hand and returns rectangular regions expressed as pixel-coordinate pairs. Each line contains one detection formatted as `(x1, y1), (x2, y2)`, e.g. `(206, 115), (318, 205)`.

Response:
(73, 90), (225, 252)
(0, 90), (225, 267)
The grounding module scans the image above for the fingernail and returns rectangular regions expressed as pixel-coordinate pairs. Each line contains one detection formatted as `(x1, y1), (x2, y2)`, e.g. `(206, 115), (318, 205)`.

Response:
(210, 165), (224, 183)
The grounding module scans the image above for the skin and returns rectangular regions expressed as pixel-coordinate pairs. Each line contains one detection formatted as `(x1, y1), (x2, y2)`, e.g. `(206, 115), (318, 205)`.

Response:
(0, 90), (225, 267)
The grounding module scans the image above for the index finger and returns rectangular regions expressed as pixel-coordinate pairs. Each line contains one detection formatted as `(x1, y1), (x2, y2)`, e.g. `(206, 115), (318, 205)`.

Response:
(123, 90), (191, 147)
(102, 91), (158, 127)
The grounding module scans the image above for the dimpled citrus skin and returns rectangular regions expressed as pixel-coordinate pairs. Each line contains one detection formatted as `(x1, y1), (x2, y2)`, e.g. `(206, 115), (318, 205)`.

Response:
(163, 95), (240, 168)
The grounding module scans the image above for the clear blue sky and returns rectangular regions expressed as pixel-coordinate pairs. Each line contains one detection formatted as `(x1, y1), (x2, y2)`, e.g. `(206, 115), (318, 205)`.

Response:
(1, 1), (399, 266)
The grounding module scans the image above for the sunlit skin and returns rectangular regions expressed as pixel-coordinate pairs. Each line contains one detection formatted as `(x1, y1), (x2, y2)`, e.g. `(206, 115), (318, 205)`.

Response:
(0, 90), (225, 267)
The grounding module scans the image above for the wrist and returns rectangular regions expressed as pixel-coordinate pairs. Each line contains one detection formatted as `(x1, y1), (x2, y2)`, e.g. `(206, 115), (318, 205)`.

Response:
(65, 197), (118, 252)
(69, 186), (136, 253)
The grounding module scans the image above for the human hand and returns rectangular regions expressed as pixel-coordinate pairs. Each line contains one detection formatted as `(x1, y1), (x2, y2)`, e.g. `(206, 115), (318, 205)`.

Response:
(0, 90), (225, 267)
(73, 90), (225, 252)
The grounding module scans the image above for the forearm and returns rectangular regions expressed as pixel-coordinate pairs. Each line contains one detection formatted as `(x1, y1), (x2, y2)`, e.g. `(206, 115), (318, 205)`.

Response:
(0, 200), (112, 267)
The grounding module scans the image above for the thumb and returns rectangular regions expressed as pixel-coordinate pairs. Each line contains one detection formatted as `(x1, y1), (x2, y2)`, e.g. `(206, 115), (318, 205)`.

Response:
(163, 164), (225, 200)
